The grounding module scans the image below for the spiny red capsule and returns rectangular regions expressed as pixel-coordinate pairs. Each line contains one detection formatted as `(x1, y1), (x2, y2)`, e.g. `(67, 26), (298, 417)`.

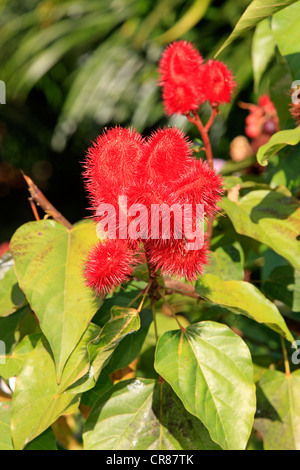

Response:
(173, 159), (223, 219)
(145, 238), (209, 281)
(201, 59), (235, 106)
(83, 126), (144, 208)
(158, 41), (204, 115)
(137, 127), (192, 185)
(85, 239), (138, 296)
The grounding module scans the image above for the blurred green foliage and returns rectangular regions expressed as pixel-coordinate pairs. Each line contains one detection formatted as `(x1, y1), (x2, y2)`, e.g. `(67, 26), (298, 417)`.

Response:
(0, 0), (253, 241)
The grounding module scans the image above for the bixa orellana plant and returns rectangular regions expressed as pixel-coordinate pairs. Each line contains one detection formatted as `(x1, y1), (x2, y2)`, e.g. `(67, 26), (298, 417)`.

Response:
(2, 26), (299, 452)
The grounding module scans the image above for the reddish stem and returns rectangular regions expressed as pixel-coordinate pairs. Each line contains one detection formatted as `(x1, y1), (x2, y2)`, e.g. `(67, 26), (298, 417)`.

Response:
(185, 108), (218, 241)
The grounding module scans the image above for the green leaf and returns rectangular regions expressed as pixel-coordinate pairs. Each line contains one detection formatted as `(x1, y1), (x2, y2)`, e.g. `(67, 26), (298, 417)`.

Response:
(264, 266), (300, 312)
(11, 336), (81, 450)
(272, 2), (300, 79)
(252, 18), (275, 92)
(196, 274), (293, 341)
(0, 401), (13, 450)
(255, 370), (300, 450)
(257, 127), (300, 166)
(0, 254), (26, 317)
(268, 144), (300, 195)
(83, 379), (220, 450)
(269, 52), (294, 128)
(155, 321), (256, 450)
(205, 244), (244, 281)
(10, 219), (101, 380)
(105, 309), (152, 374)
(0, 334), (41, 380)
(221, 191), (300, 272)
(215, 0), (298, 57)
(24, 428), (57, 451)
(66, 306), (141, 394)
(0, 306), (40, 378)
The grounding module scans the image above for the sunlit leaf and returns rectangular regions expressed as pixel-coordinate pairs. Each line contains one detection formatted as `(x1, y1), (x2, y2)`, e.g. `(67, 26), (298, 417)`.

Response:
(196, 274), (293, 341)
(255, 370), (300, 450)
(221, 191), (300, 273)
(10, 219), (101, 380)
(155, 321), (256, 450)
(216, 0), (298, 56)
(83, 379), (220, 450)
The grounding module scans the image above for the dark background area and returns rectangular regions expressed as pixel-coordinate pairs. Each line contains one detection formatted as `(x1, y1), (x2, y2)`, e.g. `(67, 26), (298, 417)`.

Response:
(0, 0), (254, 242)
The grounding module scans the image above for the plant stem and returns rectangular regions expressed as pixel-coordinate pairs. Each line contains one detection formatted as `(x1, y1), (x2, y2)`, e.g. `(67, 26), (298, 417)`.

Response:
(185, 109), (218, 241)
(137, 279), (153, 313)
(185, 110), (214, 171)
(160, 290), (185, 332)
(151, 300), (159, 343)
(280, 336), (291, 377)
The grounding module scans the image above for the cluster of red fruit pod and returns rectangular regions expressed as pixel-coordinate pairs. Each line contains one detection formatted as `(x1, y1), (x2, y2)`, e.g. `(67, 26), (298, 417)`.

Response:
(158, 40), (236, 115)
(83, 127), (223, 295)
(82, 40), (232, 296)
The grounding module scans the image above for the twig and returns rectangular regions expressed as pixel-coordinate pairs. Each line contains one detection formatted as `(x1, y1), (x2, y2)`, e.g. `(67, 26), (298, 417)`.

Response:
(185, 110), (214, 171)
(21, 171), (72, 230)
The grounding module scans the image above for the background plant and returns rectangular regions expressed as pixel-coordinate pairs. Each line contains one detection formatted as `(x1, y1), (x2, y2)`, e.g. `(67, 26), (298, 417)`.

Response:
(1, 0), (300, 451)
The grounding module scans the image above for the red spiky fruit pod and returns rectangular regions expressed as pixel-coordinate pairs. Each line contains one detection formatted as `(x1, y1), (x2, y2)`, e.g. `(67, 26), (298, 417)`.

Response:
(85, 239), (138, 296)
(126, 179), (183, 242)
(158, 41), (204, 115)
(173, 159), (223, 219)
(83, 126), (144, 208)
(137, 127), (192, 185)
(145, 237), (209, 281)
(201, 59), (236, 107)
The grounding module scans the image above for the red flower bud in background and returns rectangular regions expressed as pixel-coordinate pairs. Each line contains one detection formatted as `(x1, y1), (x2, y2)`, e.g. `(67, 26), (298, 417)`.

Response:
(244, 94), (279, 153)
(0, 242), (9, 257)
(200, 59), (236, 107)
(290, 85), (300, 126)
(290, 103), (300, 126)
(158, 41), (204, 115)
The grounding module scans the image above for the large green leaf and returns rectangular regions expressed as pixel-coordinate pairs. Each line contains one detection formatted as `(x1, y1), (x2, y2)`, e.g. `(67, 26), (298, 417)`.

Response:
(83, 379), (220, 450)
(0, 254), (26, 317)
(221, 191), (300, 272)
(66, 306), (141, 394)
(11, 334), (84, 450)
(264, 266), (300, 312)
(272, 2), (300, 79)
(255, 370), (300, 450)
(205, 244), (244, 281)
(10, 219), (101, 380)
(216, 0), (298, 56)
(0, 401), (13, 450)
(257, 127), (300, 166)
(196, 274), (293, 341)
(155, 321), (256, 450)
